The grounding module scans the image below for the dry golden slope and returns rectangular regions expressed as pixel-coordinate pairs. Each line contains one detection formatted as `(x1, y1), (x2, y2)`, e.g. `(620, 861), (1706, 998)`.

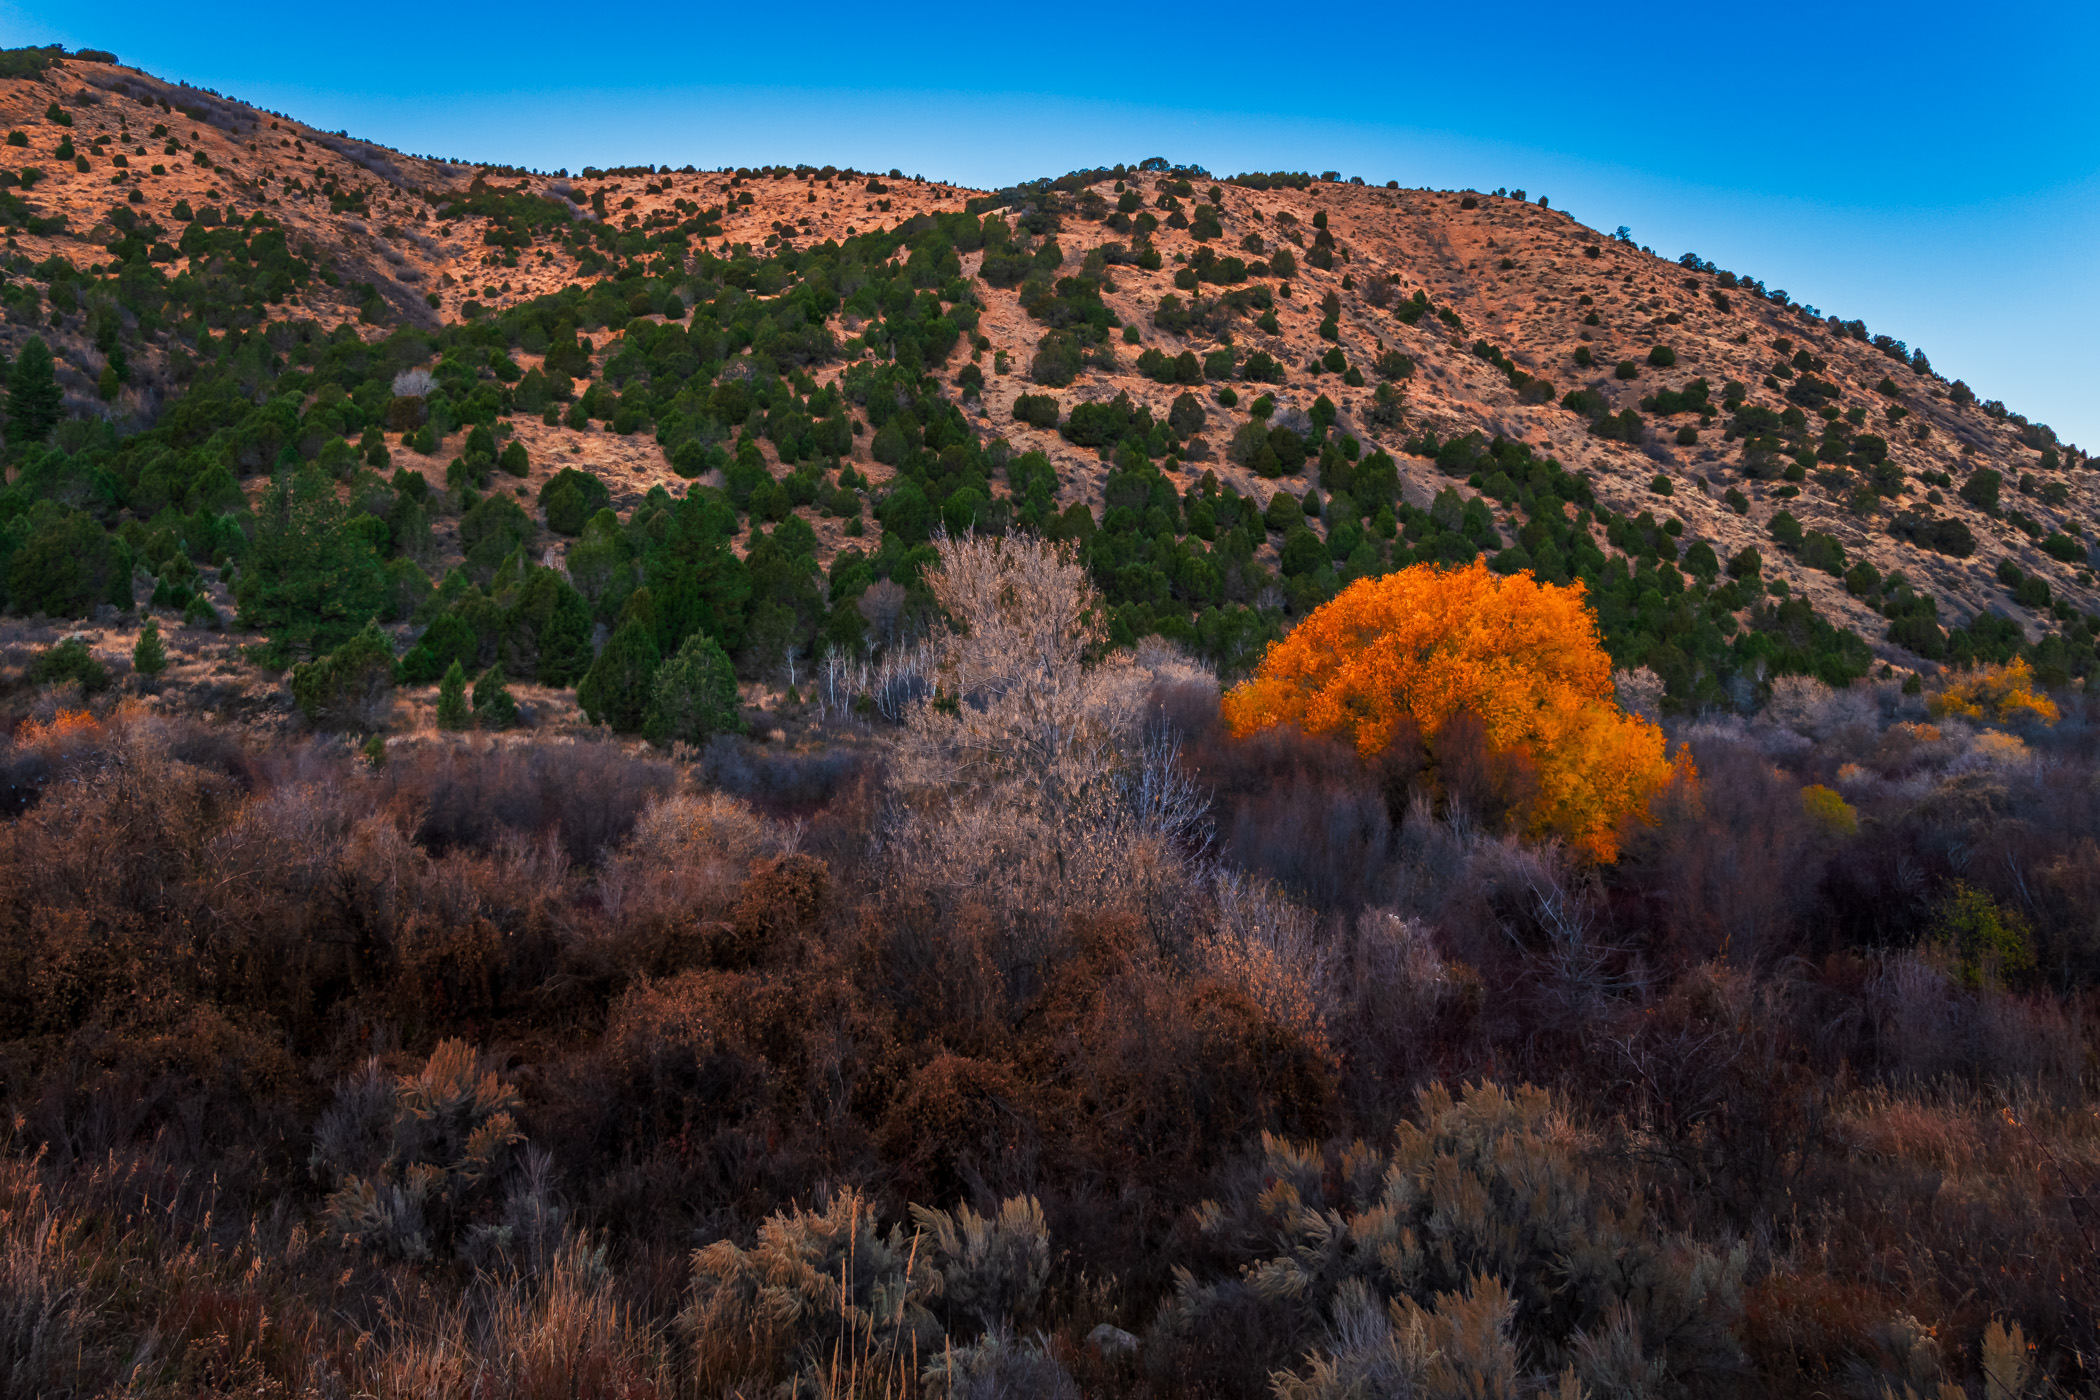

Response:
(951, 176), (2094, 649)
(4, 53), (2089, 655)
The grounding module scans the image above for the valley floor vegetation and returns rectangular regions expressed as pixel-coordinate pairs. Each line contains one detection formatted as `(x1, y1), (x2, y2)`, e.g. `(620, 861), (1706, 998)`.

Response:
(2, 535), (2096, 1399)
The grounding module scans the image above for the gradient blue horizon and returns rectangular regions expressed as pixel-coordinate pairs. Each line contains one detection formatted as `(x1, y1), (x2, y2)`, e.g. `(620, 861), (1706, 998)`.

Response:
(7, 0), (2096, 444)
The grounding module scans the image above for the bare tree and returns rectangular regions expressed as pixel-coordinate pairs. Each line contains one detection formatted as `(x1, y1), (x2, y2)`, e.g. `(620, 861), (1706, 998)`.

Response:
(893, 531), (1149, 832)
(883, 532), (1217, 934)
(857, 580), (907, 650)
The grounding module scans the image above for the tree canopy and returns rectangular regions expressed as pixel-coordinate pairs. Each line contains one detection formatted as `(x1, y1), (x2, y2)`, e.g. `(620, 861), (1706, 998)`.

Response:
(1221, 560), (1683, 859)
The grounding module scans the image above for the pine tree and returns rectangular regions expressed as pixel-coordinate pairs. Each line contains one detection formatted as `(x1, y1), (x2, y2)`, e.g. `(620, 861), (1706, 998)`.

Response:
(289, 620), (396, 732)
(435, 659), (471, 730)
(132, 618), (167, 678)
(643, 632), (742, 747)
(472, 666), (519, 730)
(576, 620), (660, 733)
(6, 335), (64, 447)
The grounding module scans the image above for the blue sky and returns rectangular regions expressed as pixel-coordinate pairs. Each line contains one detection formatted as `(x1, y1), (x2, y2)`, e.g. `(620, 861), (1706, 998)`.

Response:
(10, 0), (2097, 443)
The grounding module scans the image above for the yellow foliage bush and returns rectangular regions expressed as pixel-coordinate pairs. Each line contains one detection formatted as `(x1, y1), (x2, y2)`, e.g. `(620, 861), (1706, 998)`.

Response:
(1800, 784), (1858, 837)
(1927, 657), (2058, 726)
(1221, 561), (1682, 860)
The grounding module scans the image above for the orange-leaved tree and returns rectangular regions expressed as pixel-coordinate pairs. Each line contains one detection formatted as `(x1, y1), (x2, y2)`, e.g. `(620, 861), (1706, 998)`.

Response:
(1926, 656), (2058, 727)
(1221, 560), (1683, 860)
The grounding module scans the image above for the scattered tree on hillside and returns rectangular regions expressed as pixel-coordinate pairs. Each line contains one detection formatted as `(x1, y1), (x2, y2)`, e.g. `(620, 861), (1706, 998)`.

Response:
(5, 335), (63, 446)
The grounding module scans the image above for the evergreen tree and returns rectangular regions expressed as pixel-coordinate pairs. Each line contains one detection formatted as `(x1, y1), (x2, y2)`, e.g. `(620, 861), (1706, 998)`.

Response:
(435, 660), (471, 730)
(6, 335), (63, 447)
(576, 620), (660, 733)
(501, 566), (593, 684)
(7, 508), (118, 617)
(472, 666), (519, 730)
(289, 620), (396, 732)
(236, 466), (389, 654)
(27, 636), (110, 692)
(132, 618), (167, 679)
(643, 632), (742, 747)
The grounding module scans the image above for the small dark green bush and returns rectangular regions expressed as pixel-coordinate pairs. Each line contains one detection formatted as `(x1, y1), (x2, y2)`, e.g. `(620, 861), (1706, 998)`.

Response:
(540, 467), (612, 535)
(1888, 511), (1975, 558)
(1012, 393), (1060, 429)
(1959, 468), (2002, 513)
(27, 636), (110, 692)
(2041, 532), (2087, 564)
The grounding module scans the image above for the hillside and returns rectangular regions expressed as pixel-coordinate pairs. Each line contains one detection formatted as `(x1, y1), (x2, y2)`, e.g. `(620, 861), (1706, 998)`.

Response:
(0, 43), (2093, 726)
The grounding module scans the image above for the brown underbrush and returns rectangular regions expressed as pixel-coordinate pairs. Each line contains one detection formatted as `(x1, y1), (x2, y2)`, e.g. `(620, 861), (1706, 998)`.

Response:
(1, 652), (2097, 1396)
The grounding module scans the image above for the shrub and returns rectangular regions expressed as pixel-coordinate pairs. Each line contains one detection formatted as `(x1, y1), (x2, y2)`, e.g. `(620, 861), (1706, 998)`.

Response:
(1161, 1083), (1745, 1393)
(1927, 656), (2058, 726)
(1373, 349), (1414, 381)
(1928, 881), (2037, 987)
(2040, 532), (2086, 564)
(682, 1188), (1053, 1394)
(1647, 344), (1677, 368)
(1221, 560), (1682, 859)
(1029, 334), (1083, 387)
(1888, 510), (1976, 558)
(1799, 530), (1846, 576)
(26, 635), (110, 692)
(1958, 468), (2002, 512)
(1615, 359), (1640, 380)
(539, 466), (612, 535)
(1800, 784), (1857, 837)
(643, 632), (743, 747)
(290, 620), (396, 732)
(1010, 392), (1059, 430)
(313, 1041), (525, 1261)
(1243, 350), (1285, 384)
